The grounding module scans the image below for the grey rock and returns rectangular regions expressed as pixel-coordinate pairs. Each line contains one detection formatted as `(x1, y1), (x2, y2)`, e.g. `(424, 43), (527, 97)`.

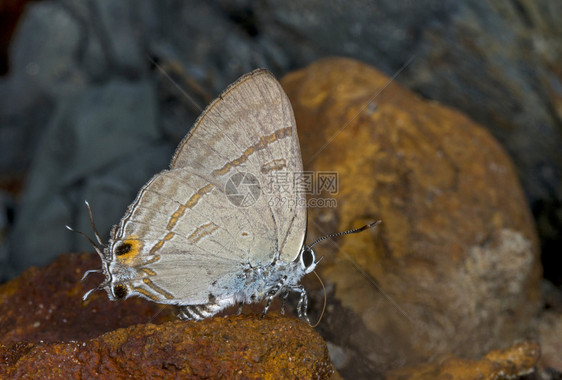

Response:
(7, 1), (85, 100)
(6, 80), (169, 278)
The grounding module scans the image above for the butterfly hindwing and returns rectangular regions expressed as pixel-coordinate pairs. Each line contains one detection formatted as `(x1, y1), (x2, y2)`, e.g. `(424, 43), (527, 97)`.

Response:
(108, 168), (279, 304)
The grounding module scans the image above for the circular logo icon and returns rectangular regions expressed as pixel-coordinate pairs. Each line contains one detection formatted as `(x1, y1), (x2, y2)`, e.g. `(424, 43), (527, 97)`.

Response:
(225, 172), (261, 207)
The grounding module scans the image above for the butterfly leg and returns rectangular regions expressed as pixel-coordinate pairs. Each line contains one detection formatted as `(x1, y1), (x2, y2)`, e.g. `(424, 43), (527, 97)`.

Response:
(280, 291), (289, 315)
(260, 278), (286, 319)
(178, 306), (195, 320)
(261, 296), (274, 319)
(292, 285), (310, 323)
(237, 302), (243, 316)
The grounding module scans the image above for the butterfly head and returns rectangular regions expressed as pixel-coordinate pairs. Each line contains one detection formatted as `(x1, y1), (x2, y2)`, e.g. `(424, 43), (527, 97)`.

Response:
(298, 245), (318, 274)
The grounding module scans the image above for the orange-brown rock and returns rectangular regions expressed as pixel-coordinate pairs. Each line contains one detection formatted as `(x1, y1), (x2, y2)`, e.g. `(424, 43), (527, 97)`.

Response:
(281, 58), (541, 375)
(385, 341), (540, 380)
(1, 315), (332, 378)
(0, 253), (177, 345)
(0, 253), (334, 378)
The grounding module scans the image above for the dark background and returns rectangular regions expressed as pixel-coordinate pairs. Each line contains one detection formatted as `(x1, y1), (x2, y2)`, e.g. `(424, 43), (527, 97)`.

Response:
(0, 1), (560, 289)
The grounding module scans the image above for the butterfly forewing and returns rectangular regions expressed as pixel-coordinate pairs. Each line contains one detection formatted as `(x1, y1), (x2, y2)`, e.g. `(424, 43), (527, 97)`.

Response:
(170, 69), (306, 262)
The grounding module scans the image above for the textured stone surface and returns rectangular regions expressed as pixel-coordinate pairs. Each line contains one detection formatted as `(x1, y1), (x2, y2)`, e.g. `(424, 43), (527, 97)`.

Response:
(0, 316), (333, 379)
(385, 341), (540, 380)
(281, 58), (541, 376)
(0, 253), (177, 345)
(0, 253), (334, 378)
(537, 310), (562, 372)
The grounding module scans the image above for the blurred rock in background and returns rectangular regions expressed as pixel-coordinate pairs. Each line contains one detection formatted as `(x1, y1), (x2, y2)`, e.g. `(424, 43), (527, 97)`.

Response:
(283, 58), (542, 377)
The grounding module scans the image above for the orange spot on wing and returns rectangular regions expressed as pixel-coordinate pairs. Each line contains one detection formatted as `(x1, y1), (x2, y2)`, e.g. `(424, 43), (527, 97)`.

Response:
(115, 235), (143, 266)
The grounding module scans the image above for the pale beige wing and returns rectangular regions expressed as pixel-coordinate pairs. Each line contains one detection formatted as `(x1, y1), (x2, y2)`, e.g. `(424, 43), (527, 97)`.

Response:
(170, 69), (306, 263)
(108, 167), (279, 304)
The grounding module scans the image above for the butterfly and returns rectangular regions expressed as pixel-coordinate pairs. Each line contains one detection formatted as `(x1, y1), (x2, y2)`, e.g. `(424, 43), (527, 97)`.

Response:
(73, 69), (376, 322)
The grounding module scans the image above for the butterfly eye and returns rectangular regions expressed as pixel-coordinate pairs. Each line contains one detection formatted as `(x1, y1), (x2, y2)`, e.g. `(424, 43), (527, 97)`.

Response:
(112, 284), (128, 299)
(300, 246), (315, 271)
(115, 243), (132, 256)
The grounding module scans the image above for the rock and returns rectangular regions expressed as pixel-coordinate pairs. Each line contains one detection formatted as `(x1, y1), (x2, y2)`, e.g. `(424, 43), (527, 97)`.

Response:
(0, 316), (333, 379)
(0, 1), (559, 375)
(0, 253), (334, 378)
(253, 0), (562, 285)
(6, 2), (84, 97)
(537, 310), (562, 373)
(0, 253), (177, 345)
(6, 79), (171, 277)
(281, 58), (541, 376)
(385, 341), (540, 380)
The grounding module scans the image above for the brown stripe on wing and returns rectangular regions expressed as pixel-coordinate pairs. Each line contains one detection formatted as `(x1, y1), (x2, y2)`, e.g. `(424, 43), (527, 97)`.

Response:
(143, 255), (161, 265)
(141, 278), (175, 300)
(187, 222), (219, 244)
(211, 126), (293, 177)
(167, 183), (215, 230)
(131, 285), (160, 301)
(142, 268), (157, 276)
(149, 231), (175, 254)
(147, 181), (217, 255)
(260, 158), (287, 174)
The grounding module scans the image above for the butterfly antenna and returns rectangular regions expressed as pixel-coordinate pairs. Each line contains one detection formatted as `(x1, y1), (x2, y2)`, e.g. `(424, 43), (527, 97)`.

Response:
(309, 221), (381, 248)
(65, 226), (105, 268)
(310, 270), (327, 328)
(84, 200), (105, 247)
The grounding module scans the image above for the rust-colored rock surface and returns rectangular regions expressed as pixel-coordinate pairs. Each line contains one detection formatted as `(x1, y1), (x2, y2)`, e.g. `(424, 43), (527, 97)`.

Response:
(281, 58), (541, 376)
(0, 253), (177, 345)
(1, 315), (333, 378)
(0, 253), (334, 378)
(385, 341), (540, 380)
